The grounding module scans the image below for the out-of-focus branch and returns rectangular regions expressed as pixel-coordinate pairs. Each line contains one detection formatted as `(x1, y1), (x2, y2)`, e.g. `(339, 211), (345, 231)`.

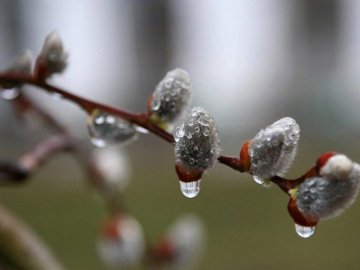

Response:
(0, 203), (65, 270)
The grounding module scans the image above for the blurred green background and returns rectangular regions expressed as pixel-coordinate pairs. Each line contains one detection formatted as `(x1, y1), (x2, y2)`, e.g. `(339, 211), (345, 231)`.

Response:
(1, 0), (360, 269)
(0, 139), (360, 269)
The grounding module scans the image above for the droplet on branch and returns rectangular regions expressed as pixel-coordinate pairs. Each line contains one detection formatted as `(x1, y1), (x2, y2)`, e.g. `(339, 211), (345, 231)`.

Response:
(0, 49), (33, 99)
(87, 110), (137, 148)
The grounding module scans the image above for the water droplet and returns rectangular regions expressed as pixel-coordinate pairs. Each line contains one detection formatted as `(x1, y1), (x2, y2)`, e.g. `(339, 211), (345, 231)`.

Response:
(186, 132), (193, 139)
(1, 88), (19, 100)
(189, 157), (195, 164)
(87, 110), (137, 147)
(195, 126), (200, 133)
(164, 78), (173, 88)
(198, 116), (210, 126)
(135, 126), (149, 134)
(253, 175), (265, 185)
(203, 129), (210, 136)
(152, 97), (161, 111)
(179, 180), (201, 198)
(295, 224), (315, 238)
(175, 124), (185, 139)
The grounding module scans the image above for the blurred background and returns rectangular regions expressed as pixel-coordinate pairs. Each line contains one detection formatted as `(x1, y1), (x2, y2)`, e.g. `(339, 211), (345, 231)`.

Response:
(1, 0), (360, 269)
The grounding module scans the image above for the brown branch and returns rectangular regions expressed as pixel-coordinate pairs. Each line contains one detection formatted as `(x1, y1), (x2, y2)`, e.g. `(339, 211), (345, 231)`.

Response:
(0, 72), (306, 194)
(19, 134), (74, 173)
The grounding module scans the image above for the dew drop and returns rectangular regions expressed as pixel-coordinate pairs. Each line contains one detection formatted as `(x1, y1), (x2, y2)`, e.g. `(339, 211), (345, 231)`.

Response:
(179, 180), (201, 198)
(253, 175), (265, 185)
(135, 126), (149, 134)
(295, 224), (315, 238)
(1, 88), (20, 100)
(198, 116), (210, 126)
(152, 97), (161, 111)
(175, 124), (185, 139)
(87, 110), (137, 147)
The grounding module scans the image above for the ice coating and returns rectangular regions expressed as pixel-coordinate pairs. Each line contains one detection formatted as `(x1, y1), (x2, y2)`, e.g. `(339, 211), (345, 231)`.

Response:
(150, 68), (191, 123)
(174, 107), (221, 171)
(249, 117), (300, 178)
(297, 155), (360, 219)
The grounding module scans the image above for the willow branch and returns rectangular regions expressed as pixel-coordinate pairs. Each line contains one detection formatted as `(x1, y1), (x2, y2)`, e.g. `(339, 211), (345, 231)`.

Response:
(0, 73), (301, 191)
(0, 203), (65, 270)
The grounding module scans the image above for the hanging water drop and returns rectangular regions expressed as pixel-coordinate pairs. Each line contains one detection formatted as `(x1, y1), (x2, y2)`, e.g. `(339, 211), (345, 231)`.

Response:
(87, 110), (137, 147)
(294, 224), (315, 238)
(253, 175), (265, 185)
(0, 88), (20, 100)
(179, 180), (201, 198)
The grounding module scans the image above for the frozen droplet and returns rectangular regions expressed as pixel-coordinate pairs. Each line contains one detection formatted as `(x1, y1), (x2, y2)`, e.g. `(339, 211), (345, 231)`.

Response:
(253, 175), (265, 185)
(0, 88), (20, 100)
(179, 180), (201, 198)
(87, 110), (137, 147)
(189, 157), (195, 164)
(135, 126), (149, 134)
(186, 132), (193, 139)
(295, 224), (315, 238)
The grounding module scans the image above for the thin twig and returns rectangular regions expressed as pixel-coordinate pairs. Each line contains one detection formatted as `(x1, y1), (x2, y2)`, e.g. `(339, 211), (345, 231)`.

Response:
(0, 203), (65, 270)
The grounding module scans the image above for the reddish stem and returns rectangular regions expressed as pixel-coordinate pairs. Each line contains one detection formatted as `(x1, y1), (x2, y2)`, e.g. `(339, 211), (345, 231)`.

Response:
(0, 72), (304, 192)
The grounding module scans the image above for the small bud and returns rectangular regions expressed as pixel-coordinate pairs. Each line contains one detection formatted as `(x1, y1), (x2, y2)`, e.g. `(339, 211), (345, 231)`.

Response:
(35, 31), (68, 79)
(0, 50), (33, 98)
(241, 117), (300, 183)
(296, 154), (360, 220)
(152, 214), (205, 269)
(91, 147), (131, 192)
(97, 215), (145, 269)
(148, 68), (191, 129)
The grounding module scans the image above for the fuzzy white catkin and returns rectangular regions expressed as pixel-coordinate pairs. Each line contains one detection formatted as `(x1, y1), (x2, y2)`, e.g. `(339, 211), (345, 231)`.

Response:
(150, 68), (191, 124)
(40, 31), (68, 75)
(97, 216), (145, 269)
(6, 49), (33, 74)
(174, 106), (221, 171)
(91, 147), (131, 192)
(167, 214), (205, 270)
(297, 155), (360, 219)
(249, 117), (300, 178)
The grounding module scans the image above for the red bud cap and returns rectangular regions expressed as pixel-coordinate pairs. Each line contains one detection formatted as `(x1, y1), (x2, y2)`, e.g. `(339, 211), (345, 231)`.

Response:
(239, 140), (251, 172)
(315, 151), (336, 173)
